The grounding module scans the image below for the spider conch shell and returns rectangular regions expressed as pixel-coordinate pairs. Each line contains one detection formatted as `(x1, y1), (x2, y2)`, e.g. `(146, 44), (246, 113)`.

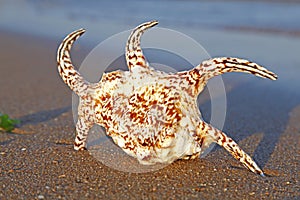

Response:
(57, 21), (277, 176)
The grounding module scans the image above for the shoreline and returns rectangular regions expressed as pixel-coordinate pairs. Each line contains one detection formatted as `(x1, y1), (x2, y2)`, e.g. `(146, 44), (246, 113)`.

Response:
(2, 20), (300, 46)
(1, 1), (300, 45)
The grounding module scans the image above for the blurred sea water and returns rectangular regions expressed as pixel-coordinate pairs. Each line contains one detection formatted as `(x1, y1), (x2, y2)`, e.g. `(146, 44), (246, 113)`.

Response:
(0, 0), (300, 42)
(1, 0), (300, 82)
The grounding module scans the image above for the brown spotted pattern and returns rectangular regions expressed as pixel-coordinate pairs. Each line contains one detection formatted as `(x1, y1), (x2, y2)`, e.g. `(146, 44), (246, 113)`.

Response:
(57, 21), (278, 176)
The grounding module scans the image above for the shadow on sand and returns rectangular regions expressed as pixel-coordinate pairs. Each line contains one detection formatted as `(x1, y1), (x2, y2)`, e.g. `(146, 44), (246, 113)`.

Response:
(200, 76), (299, 168)
(17, 106), (72, 126)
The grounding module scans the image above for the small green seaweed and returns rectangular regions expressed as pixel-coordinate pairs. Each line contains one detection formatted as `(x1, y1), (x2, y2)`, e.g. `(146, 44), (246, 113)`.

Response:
(0, 113), (20, 132)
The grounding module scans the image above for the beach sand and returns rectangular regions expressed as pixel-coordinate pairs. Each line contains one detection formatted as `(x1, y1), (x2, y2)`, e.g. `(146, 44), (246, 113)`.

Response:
(0, 29), (299, 199)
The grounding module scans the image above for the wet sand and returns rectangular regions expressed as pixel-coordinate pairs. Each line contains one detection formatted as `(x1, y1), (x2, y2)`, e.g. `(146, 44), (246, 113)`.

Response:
(0, 29), (299, 199)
